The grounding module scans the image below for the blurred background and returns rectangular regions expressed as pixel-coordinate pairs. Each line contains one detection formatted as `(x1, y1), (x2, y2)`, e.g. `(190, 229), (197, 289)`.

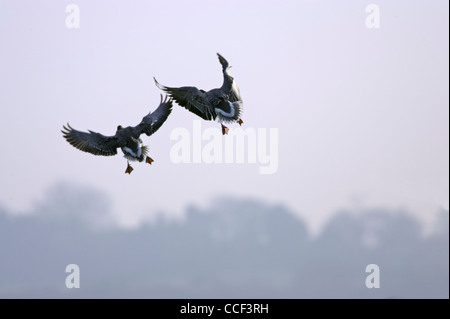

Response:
(0, 0), (448, 298)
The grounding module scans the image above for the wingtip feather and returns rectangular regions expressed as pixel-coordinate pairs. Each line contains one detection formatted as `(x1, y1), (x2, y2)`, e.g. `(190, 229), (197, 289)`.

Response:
(154, 77), (166, 90)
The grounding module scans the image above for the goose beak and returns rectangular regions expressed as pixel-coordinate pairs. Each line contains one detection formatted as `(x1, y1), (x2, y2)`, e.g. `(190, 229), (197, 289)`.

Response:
(125, 162), (134, 174)
(237, 119), (243, 126)
(146, 156), (154, 164)
(221, 124), (229, 135)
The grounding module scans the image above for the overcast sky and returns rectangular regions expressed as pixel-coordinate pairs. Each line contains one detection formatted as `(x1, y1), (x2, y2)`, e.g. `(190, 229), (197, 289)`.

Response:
(0, 0), (448, 233)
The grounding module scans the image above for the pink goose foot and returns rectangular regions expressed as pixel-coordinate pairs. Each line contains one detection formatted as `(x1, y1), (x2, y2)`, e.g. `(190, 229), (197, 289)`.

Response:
(221, 124), (229, 135)
(125, 161), (134, 174)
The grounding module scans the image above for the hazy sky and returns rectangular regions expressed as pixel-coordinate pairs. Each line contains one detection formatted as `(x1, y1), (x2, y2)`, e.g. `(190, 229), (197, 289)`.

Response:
(0, 0), (448, 232)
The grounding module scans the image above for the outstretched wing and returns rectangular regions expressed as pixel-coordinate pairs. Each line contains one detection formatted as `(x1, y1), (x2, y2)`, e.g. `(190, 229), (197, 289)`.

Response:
(154, 77), (214, 120)
(62, 123), (119, 156)
(229, 80), (242, 103)
(217, 53), (242, 103)
(217, 52), (230, 72)
(135, 94), (173, 136)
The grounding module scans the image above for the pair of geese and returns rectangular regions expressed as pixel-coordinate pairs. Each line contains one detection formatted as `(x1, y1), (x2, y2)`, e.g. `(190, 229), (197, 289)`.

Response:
(62, 53), (244, 174)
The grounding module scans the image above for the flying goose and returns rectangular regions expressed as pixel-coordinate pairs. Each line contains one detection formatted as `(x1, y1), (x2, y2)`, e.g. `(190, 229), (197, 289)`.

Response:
(154, 53), (243, 135)
(62, 95), (173, 174)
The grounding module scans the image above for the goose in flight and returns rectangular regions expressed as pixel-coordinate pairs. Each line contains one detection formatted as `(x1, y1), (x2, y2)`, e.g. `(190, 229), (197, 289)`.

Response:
(62, 95), (173, 174)
(154, 53), (243, 135)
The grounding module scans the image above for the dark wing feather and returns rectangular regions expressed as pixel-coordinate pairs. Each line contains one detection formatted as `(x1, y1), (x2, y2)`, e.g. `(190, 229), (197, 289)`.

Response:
(154, 77), (214, 120)
(134, 94), (173, 136)
(217, 53), (243, 103)
(217, 52), (229, 72)
(62, 123), (118, 156)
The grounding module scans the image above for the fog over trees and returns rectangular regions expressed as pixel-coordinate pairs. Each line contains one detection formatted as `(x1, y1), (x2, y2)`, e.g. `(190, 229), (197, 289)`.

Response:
(0, 182), (448, 298)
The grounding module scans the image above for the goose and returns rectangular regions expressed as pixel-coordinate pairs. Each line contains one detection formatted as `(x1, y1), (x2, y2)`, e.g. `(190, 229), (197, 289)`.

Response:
(154, 53), (243, 135)
(62, 95), (173, 174)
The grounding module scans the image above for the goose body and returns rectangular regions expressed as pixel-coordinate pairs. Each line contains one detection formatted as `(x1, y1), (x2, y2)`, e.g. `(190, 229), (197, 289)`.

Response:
(62, 95), (172, 174)
(154, 53), (243, 134)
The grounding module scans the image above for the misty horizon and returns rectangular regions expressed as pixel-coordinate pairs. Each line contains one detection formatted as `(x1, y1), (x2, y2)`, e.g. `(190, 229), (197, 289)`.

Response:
(0, 181), (448, 298)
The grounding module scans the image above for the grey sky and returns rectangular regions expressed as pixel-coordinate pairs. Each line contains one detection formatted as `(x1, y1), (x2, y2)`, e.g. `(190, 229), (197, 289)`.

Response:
(0, 0), (448, 232)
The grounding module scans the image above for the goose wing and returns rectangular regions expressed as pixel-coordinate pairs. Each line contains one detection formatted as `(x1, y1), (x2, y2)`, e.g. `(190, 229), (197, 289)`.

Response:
(217, 52), (230, 72)
(217, 53), (242, 103)
(134, 94), (173, 136)
(229, 81), (242, 103)
(62, 123), (119, 156)
(154, 77), (214, 120)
